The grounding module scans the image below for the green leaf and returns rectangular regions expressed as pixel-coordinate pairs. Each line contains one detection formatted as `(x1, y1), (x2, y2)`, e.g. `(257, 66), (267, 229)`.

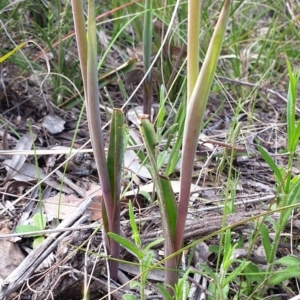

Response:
(291, 120), (300, 153)
(129, 281), (140, 289)
(160, 176), (177, 238)
(222, 261), (250, 287)
(286, 59), (296, 152)
(15, 225), (41, 237)
(98, 58), (137, 89)
(123, 294), (138, 300)
(106, 109), (124, 278)
(141, 251), (154, 273)
(139, 116), (176, 271)
(282, 178), (300, 225)
(259, 224), (272, 263)
(32, 236), (45, 249)
(157, 150), (168, 171)
(244, 262), (264, 282)
(207, 282), (217, 300)
(175, 269), (191, 297)
(157, 283), (174, 300)
(223, 229), (232, 264)
(165, 101), (185, 176)
(108, 232), (142, 260)
(157, 85), (166, 129)
(199, 263), (217, 280)
(33, 213), (46, 230)
(161, 123), (179, 144)
(144, 238), (165, 252)
(209, 245), (220, 254)
(139, 190), (151, 202)
(268, 266), (300, 285)
(107, 109), (124, 223)
(258, 145), (283, 184)
(139, 116), (158, 158)
(273, 255), (300, 266)
(176, 0), (231, 257)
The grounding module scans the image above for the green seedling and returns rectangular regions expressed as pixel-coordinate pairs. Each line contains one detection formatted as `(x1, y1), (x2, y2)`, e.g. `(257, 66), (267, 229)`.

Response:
(15, 212), (46, 249)
(108, 201), (164, 300)
(157, 268), (191, 300)
(257, 62), (300, 295)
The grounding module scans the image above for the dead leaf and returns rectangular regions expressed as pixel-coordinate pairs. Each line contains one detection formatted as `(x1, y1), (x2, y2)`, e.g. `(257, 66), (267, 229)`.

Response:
(5, 132), (36, 181)
(43, 183), (102, 220)
(127, 106), (156, 127)
(124, 149), (151, 179)
(5, 161), (73, 193)
(42, 114), (65, 134)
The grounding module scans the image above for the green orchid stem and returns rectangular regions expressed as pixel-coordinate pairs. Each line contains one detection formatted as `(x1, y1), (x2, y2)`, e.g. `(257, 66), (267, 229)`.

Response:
(72, 0), (120, 280)
(70, 1), (87, 91)
(143, 0), (153, 116)
(138, 116), (178, 292)
(86, 0), (114, 235)
(187, 0), (201, 102)
(175, 0), (231, 255)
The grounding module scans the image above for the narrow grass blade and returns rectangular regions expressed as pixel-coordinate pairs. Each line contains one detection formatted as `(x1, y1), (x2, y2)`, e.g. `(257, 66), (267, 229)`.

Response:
(144, 238), (165, 252)
(157, 284), (174, 300)
(128, 200), (141, 247)
(222, 261), (250, 287)
(258, 145), (283, 185)
(165, 101), (186, 176)
(98, 58), (137, 89)
(259, 224), (272, 263)
(157, 85), (166, 130)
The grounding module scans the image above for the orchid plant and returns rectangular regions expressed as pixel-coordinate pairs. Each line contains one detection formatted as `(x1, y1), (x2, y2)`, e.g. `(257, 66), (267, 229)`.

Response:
(71, 0), (231, 295)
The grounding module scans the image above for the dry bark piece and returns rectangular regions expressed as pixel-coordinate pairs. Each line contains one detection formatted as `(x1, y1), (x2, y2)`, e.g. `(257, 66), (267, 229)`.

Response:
(0, 226), (25, 280)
